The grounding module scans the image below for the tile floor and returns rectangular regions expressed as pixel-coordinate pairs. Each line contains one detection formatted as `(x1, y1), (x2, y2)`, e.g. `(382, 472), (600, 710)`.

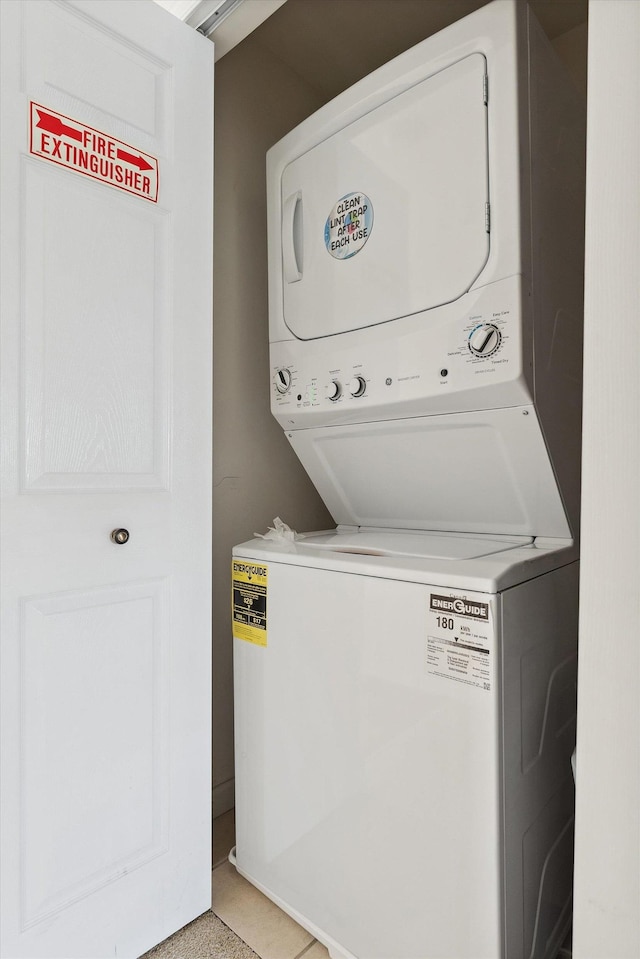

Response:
(212, 810), (329, 959)
(212, 809), (572, 959)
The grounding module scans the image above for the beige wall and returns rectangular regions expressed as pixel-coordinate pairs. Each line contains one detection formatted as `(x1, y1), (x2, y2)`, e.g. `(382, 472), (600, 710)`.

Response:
(212, 37), (332, 811)
(212, 0), (588, 813)
(552, 21), (588, 96)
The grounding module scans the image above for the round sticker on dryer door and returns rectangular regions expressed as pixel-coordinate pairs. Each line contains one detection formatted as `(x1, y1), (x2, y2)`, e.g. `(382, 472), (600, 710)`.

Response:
(324, 192), (373, 260)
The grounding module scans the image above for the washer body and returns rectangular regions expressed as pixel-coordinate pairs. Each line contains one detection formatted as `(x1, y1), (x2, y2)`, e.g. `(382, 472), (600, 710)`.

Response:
(233, 531), (578, 959)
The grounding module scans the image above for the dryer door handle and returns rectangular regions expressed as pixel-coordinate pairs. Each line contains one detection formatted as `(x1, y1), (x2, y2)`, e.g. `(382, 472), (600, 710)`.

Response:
(282, 191), (302, 283)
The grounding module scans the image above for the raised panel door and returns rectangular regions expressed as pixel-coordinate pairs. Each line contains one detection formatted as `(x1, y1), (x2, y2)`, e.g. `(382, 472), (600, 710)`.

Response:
(0, 2), (213, 956)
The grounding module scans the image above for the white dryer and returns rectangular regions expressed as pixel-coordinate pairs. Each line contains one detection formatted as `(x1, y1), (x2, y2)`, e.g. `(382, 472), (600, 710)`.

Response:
(232, 2), (585, 957)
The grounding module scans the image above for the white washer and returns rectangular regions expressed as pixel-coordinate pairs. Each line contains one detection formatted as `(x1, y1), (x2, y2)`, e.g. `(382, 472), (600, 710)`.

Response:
(232, 530), (578, 959)
(232, 1), (585, 957)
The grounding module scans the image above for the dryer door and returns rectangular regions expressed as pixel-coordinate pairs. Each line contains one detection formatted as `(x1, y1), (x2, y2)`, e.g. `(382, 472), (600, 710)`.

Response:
(281, 53), (489, 341)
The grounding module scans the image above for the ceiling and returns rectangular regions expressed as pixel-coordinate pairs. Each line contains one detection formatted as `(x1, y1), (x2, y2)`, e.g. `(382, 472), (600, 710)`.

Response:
(153, 0), (288, 58)
(246, 0), (588, 101)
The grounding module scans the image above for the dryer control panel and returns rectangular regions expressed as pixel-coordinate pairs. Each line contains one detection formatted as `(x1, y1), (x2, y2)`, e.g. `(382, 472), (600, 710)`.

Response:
(270, 277), (530, 430)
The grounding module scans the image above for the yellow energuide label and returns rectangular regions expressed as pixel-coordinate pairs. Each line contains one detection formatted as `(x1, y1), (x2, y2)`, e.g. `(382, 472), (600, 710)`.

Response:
(232, 560), (268, 646)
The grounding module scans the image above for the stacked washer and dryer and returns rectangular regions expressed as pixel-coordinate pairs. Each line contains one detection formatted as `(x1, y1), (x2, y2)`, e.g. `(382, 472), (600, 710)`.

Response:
(231, 2), (585, 957)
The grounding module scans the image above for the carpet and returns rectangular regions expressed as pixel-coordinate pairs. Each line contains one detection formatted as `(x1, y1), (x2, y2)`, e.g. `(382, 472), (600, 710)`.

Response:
(140, 910), (258, 959)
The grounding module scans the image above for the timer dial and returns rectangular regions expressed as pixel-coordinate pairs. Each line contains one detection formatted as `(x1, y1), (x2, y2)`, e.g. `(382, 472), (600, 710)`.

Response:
(348, 376), (367, 398)
(468, 324), (501, 357)
(275, 368), (292, 393)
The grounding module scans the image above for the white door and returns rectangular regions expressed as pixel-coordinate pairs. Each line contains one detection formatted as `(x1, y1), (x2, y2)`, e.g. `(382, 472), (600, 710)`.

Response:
(0, 2), (213, 957)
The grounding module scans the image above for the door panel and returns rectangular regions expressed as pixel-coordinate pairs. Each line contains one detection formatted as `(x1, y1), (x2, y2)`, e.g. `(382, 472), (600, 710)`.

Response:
(24, 0), (170, 149)
(21, 580), (169, 928)
(281, 53), (489, 340)
(23, 161), (170, 490)
(1, 2), (213, 957)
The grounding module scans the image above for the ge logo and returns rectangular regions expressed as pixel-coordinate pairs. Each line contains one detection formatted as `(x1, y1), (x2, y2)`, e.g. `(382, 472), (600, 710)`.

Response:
(385, 377), (392, 386)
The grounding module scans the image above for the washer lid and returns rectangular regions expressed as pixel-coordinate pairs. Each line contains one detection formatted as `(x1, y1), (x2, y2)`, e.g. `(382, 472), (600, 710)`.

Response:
(280, 53), (489, 341)
(299, 528), (532, 561)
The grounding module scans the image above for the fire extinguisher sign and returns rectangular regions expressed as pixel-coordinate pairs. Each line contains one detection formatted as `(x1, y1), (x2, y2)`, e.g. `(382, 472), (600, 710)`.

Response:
(29, 102), (159, 203)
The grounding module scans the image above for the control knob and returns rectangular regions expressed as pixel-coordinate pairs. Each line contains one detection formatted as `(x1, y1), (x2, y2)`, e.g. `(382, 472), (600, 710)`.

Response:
(348, 376), (367, 398)
(325, 380), (341, 401)
(275, 368), (292, 394)
(468, 324), (501, 357)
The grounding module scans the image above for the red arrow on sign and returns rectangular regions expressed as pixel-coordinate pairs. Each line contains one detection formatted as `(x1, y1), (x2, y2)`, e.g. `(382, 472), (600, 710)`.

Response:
(116, 148), (153, 171)
(36, 109), (83, 142)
